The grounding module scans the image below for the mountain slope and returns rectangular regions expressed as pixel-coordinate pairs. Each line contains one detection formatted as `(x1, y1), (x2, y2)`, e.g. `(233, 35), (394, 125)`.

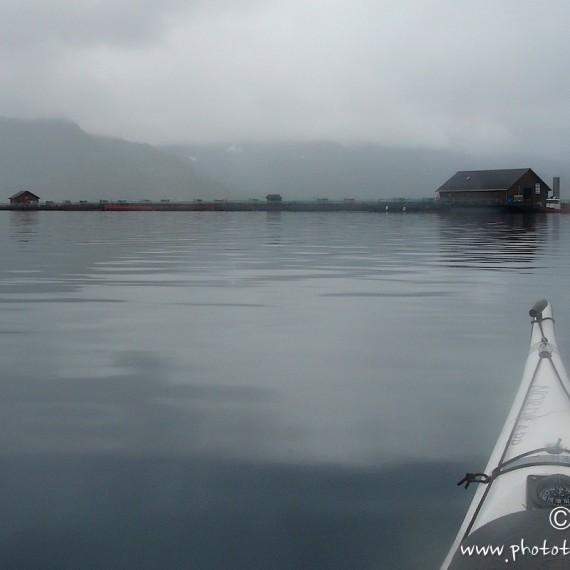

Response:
(1, 116), (565, 203)
(163, 141), (567, 200)
(0, 117), (229, 202)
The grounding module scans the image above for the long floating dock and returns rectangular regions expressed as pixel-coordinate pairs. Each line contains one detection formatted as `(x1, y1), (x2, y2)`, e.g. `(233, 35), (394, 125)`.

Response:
(2, 199), (566, 213)
(1, 198), (444, 212)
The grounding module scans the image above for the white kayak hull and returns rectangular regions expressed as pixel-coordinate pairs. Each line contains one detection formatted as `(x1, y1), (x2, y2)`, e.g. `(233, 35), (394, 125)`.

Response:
(443, 301), (570, 568)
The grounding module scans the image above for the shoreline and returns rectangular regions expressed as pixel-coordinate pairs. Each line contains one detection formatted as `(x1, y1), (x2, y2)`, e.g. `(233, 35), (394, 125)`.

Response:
(1, 199), (566, 213)
(1, 198), (442, 213)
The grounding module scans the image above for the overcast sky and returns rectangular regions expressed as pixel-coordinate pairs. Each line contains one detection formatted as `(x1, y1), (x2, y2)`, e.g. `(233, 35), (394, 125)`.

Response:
(1, 0), (570, 156)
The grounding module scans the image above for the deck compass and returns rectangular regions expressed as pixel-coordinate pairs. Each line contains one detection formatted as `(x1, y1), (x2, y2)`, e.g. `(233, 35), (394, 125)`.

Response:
(528, 474), (570, 508)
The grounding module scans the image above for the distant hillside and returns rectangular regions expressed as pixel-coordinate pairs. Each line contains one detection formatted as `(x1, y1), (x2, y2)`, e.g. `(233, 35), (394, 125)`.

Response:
(0, 117), (229, 202)
(163, 141), (569, 201)
(2, 116), (566, 203)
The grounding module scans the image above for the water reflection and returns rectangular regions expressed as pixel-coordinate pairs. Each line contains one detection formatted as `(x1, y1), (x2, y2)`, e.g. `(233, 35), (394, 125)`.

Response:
(2, 211), (570, 568)
(265, 211), (283, 246)
(0, 454), (462, 569)
(437, 211), (548, 269)
(0, 349), (278, 458)
(9, 210), (39, 243)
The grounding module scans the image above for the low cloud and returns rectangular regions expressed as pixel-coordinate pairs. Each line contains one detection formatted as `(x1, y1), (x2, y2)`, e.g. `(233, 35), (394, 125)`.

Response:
(1, 0), (569, 157)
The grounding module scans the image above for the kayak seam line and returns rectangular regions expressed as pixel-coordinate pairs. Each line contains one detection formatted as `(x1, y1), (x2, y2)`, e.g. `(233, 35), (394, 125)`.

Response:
(548, 356), (570, 403)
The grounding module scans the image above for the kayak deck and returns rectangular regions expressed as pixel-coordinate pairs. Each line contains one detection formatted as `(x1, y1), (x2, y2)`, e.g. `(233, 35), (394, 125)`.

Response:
(443, 301), (570, 568)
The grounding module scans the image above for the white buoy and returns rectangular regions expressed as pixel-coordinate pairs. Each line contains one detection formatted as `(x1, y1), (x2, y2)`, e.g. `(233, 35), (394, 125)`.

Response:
(402, 206), (406, 212)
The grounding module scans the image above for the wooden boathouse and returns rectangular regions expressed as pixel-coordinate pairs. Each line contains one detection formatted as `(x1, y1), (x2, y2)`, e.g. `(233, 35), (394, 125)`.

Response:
(437, 169), (550, 208)
(9, 191), (40, 206)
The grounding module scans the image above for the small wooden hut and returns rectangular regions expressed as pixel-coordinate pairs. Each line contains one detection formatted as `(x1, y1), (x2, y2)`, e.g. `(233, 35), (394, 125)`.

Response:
(9, 191), (40, 206)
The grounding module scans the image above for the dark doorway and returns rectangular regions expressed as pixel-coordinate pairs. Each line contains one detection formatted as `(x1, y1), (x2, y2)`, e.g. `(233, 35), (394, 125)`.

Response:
(523, 188), (532, 201)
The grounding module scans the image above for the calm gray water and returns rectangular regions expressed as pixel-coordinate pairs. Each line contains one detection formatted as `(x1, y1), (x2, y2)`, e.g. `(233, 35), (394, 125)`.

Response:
(1, 210), (570, 569)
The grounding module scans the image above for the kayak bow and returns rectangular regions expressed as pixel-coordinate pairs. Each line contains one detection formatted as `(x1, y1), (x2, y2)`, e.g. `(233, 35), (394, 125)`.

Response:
(443, 300), (570, 569)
